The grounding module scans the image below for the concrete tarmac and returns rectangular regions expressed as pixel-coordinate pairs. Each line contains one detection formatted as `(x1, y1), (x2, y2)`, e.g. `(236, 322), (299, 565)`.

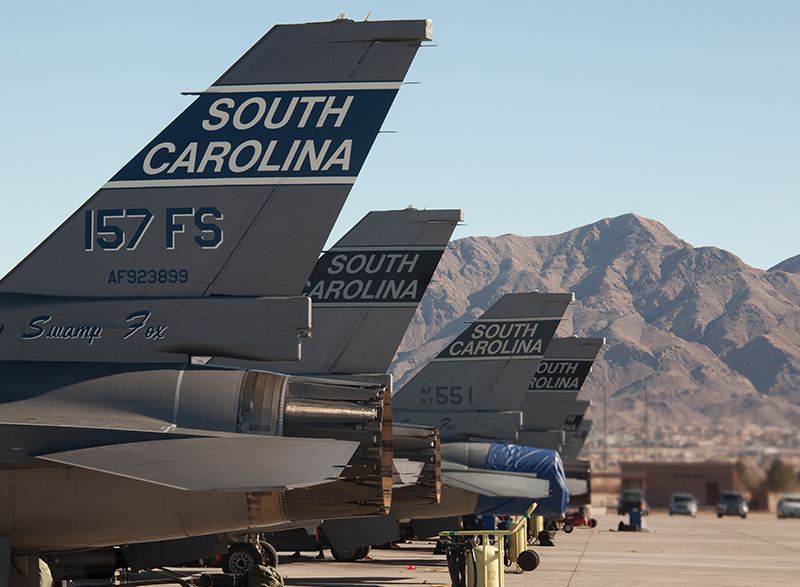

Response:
(269, 511), (800, 587)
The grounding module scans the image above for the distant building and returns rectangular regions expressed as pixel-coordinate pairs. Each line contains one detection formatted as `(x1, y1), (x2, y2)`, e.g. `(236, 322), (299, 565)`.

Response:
(619, 461), (739, 507)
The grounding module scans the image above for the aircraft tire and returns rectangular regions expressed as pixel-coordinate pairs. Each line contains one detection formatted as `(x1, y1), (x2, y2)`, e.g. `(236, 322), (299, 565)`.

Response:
(258, 540), (279, 567)
(331, 545), (370, 562)
(563, 523), (573, 534)
(222, 543), (263, 574)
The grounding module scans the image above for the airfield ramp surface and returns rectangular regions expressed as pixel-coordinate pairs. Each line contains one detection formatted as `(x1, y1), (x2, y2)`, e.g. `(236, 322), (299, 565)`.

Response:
(269, 511), (799, 586)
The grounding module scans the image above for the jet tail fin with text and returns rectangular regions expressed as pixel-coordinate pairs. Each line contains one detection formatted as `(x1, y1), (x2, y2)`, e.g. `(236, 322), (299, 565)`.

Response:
(1, 18), (432, 300)
(519, 337), (604, 432)
(213, 208), (462, 374)
(392, 292), (573, 440)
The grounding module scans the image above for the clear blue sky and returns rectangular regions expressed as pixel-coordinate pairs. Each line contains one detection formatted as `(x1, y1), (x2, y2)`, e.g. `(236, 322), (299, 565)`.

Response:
(2, 1), (798, 275)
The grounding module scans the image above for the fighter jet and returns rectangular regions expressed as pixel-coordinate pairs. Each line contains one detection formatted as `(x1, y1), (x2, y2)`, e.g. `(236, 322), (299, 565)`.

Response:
(274, 301), (603, 552)
(323, 313), (604, 552)
(209, 207), (460, 567)
(466, 345), (602, 515)
(0, 17), (431, 587)
(565, 417), (593, 459)
(38, 207), (459, 577)
(310, 293), (572, 549)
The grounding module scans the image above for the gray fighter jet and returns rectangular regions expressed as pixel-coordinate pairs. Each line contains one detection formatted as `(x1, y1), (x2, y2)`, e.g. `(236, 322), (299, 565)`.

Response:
(343, 325), (603, 545)
(0, 17), (431, 587)
(214, 207), (460, 567)
(38, 207), (460, 577)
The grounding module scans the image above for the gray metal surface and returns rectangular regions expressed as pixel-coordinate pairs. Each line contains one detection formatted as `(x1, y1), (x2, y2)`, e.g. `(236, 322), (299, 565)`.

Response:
(212, 208), (462, 374)
(322, 513), (397, 553)
(38, 435), (358, 492)
(393, 292), (573, 440)
(519, 337), (604, 431)
(0, 19), (431, 299)
(563, 417), (593, 460)
(0, 16), (431, 558)
(440, 468), (549, 499)
(0, 295), (310, 363)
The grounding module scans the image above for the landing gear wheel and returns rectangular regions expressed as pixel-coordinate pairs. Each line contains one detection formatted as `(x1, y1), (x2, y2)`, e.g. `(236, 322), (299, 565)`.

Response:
(257, 540), (279, 567)
(517, 549), (540, 572)
(222, 543), (263, 574)
(590, 518), (598, 528)
(563, 523), (574, 534)
(331, 545), (370, 562)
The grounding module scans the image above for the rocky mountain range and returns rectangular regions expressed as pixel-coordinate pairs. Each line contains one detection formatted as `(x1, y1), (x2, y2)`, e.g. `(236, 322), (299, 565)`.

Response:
(389, 214), (800, 432)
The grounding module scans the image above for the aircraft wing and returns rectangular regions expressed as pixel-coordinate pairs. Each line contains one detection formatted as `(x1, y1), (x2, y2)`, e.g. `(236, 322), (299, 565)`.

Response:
(36, 435), (358, 492)
(440, 465), (549, 499)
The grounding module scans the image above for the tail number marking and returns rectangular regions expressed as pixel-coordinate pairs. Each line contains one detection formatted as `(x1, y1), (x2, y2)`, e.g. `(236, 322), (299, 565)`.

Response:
(85, 207), (222, 251)
(107, 269), (188, 285)
(419, 386), (473, 406)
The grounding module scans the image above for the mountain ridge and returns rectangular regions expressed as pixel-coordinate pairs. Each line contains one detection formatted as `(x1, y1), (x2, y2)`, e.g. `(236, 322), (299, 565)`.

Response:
(389, 214), (800, 431)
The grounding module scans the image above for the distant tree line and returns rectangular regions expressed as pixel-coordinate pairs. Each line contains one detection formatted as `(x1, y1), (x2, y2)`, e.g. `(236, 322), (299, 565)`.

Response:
(736, 458), (799, 494)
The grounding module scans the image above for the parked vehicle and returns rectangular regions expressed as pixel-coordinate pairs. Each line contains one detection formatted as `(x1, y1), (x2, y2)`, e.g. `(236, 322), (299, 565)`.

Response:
(717, 491), (748, 518)
(777, 494), (800, 519)
(561, 506), (598, 533)
(669, 493), (698, 517)
(617, 489), (649, 516)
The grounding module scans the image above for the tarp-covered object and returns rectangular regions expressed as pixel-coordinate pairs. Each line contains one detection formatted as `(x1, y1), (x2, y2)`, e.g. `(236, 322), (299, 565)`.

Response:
(474, 444), (569, 517)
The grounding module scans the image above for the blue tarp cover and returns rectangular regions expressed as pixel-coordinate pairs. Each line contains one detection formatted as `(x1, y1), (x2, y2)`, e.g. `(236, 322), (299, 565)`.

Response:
(474, 443), (569, 517)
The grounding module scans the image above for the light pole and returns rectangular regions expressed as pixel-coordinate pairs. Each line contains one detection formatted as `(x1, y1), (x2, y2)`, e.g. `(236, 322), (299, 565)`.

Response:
(603, 383), (607, 470)
(644, 384), (648, 462)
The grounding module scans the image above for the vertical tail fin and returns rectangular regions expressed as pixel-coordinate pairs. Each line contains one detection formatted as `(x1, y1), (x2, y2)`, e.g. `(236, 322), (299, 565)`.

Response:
(211, 208), (462, 374)
(290, 208), (462, 374)
(517, 338), (602, 451)
(561, 400), (591, 458)
(1, 19), (432, 299)
(393, 292), (573, 440)
(519, 337), (604, 431)
(563, 418), (593, 459)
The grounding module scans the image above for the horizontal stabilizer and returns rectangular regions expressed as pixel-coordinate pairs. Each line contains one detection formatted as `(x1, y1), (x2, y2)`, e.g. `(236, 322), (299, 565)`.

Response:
(440, 465), (549, 499)
(36, 435), (358, 492)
